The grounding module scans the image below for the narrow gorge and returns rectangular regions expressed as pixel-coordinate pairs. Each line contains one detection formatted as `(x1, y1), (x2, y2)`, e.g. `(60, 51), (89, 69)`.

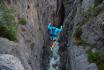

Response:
(0, 0), (104, 70)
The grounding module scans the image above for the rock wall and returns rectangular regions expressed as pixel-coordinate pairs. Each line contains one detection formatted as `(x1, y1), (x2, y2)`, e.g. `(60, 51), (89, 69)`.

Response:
(0, 0), (57, 70)
(61, 0), (104, 70)
(0, 0), (104, 70)
(0, 54), (25, 70)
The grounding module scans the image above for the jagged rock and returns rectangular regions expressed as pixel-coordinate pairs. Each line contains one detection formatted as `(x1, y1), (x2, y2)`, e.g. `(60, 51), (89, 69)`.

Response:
(0, 54), (24, 70)
(87, 63), (98, 70)
(0, 38), (17, 54)
(0, 0), (57, 70)
(60, 0), (103, 69)
(0, 0), (104, 70)
(81, 0), (95, 12)
(81, 13), (104, 50)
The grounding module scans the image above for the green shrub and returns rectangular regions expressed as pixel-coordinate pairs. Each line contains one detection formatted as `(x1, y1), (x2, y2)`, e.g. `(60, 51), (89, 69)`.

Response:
(0, 24), (17, 41)
(88, 50), (98, 63)
(0, 4), (17, 41)
(94, 0), (103, 7)
(0, 0), (3, 4)
(92, 6), (101, 16)
(88, 50), (104, 70)
(99, 64), (104, 70)
(18, 18), (27, 25)
(0, 3), (27, 41)
(74, 27), (83, 45)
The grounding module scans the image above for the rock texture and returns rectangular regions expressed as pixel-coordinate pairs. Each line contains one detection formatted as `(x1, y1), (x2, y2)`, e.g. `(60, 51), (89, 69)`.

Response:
(60, 0), (104, 70)
(66, 43), (97, 70)
(0, 54), (25, 70)
(0, 0), (57, 70)
(0, 0), (104, 70)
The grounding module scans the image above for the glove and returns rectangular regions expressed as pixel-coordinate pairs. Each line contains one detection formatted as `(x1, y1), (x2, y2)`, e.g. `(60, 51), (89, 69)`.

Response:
(60, 26), (63, 29)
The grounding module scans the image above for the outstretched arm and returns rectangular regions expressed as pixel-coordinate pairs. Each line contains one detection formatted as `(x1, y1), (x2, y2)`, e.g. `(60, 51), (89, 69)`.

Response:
(48, 23), (52, 30)
(59, 26), (63, 32)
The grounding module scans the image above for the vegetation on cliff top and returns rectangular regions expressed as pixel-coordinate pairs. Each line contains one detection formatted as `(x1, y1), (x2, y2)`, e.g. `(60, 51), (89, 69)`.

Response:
(94, 0), (103, 7)
(0, 2), (27, 41)
(0, 3), (17, 41)
(18, 18), (27, 25)
(88, 50), (104, 70)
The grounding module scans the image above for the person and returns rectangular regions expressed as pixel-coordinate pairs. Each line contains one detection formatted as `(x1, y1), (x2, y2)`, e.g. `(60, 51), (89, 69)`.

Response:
(48, 23), (62, 40)
(53, 25), (62, 40)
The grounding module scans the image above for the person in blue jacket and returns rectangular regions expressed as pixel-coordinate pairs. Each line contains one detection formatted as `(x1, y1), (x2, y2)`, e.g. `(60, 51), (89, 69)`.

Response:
(48, 23), (62, 40)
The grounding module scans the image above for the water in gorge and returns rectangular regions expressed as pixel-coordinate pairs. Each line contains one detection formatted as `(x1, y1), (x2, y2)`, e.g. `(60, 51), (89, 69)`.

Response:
(48, 41), (60, 70)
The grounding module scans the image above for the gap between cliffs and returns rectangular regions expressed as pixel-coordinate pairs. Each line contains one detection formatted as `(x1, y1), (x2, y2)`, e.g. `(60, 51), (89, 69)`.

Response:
(41, 2), (67, 70)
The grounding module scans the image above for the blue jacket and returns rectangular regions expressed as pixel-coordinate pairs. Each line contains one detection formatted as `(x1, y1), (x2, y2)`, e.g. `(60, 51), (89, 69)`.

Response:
(48, 23), (62, 37)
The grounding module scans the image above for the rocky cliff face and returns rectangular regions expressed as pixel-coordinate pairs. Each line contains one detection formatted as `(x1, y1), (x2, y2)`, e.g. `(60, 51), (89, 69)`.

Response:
(0, 0), (57, 70)
(61, 0), (104, 70)
(0, 0), (104, 70)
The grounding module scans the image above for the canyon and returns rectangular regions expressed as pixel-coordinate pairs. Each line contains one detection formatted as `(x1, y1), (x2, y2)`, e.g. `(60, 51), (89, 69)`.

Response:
(0, 0), (104, 70)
